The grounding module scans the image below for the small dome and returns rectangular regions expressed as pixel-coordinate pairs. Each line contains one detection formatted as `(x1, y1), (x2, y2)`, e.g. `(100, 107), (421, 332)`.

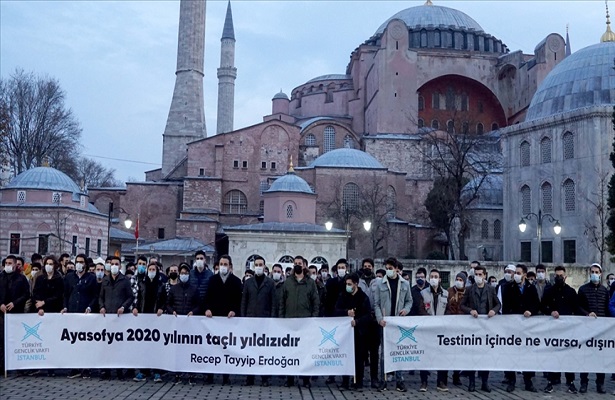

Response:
(5, 167), (81, 193)
(308, 148), (385, 169)
(375, 4), (483, 35)
(462, 174), (503, 209)
(272, 91), (289, 100)
(266, 172), (314, 194)
(526, 42), (615, 121)
(306, 74), (352, 84)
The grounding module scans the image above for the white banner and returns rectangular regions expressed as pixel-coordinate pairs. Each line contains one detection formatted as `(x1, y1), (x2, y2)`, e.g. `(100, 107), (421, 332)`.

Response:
(5, 314), (355, 375)
(383, 315), (615, 374)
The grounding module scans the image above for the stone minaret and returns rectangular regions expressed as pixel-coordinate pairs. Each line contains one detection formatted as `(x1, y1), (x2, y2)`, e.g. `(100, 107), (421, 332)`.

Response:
(216, 1), (236, 134)
(161, 0), (207, 178)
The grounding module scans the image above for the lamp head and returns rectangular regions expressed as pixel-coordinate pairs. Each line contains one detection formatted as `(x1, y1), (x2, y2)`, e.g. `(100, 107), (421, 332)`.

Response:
(325, 221), (333, 231)
(518, 218), (527, 233)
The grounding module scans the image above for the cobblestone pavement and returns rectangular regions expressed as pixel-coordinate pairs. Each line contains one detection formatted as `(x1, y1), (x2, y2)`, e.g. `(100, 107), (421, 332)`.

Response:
(1, 370), (614, 399)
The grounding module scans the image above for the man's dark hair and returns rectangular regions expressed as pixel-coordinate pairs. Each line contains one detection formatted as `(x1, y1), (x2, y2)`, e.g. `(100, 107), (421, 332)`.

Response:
(474, 265), (486, 275)
(416, 267), (427, 276)
(535, 264), (546, 273)
(254, 255), (266, 264)
(517, 264), (528, 274)
(429, 269), (440, 277)
(361, 258), (374, 268)
(137, 255), (148, 264)
(308, 265), (318, 272)
(31, 253), (42, 263)
(16, 256), (24, 265)
(346, 273), (360, 284)
(218, 254), (232, 265)
(376, 268), (386, 276)
(335, 258), (348, 268)
(554, 265), (566, 273)
(470, 260), (480, 266)
(194, 250), (206, 258)
(60, 253), (70, 261)
(384, 257), (397, 267)
(527, 271), (536, 279)
(75, 253), (87, 262)
(110, 256), (121, 263)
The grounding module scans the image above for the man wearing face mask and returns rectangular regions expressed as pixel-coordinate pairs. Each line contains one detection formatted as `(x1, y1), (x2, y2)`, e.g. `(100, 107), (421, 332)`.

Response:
(606, 273), (615, 298)
(541, 266), (580, 394)
(357, 258), (380, 388)
(93, 263), (105, 312)
(374, 257), (412, 392)
(496, 264), (516, 313)
(460, 265), (500, 393)
(466, 261), (480, 287)
(417, 269), (449, 392)
(576, 263), (609, 394)
(271, 264), (285, 317)
(190, 250), (213, 305)
(204, 255), (242, 385)
(501, 264), (539, 393)
(410, 267), (427, 316)
(99, 256), (133, 380)
(446, 272), (467, 386)
(280, 255), (319, 388)
(324, 259), (349, 386)
(159, 264), (180, 310)
(534, 265), (552, 307)
(241, 256), (275, 387)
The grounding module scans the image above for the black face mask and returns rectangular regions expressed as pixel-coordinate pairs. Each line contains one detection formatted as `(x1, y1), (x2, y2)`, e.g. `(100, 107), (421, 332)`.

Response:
(554, 276), (565, 286)
(169, 272), (178, 280)
(362, 268), (373, 277)
(293, 264), (303, 275)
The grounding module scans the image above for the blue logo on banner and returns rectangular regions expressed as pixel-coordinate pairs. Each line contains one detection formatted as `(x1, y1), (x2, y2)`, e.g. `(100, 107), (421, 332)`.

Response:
(22, 322), (43, 341)
(319, 326), (339, 346)
(397, 325), (418, 344)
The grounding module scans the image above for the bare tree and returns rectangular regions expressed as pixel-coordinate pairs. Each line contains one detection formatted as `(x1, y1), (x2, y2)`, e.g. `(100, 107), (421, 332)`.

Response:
(73, 157), (121, 188)
(0, 69), (81, 175)
(584, 170), (610, 266)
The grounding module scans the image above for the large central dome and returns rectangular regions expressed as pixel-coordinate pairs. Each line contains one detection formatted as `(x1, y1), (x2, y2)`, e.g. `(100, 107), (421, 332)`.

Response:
(375, 4), (483, 35)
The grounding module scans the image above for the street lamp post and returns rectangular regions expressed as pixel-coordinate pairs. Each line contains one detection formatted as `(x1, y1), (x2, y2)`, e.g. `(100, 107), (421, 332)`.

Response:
(325, 210), (372, 264)
(518, 209), (561, 264)
(107, 203), (132, 257)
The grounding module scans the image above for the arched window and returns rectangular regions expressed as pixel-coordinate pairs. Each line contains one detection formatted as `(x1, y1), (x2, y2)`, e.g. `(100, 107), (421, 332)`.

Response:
(304, 133), (316, 146)
(418, 96), (425, 111)
(540, 137), (552, 164)
(342, 182), (360, 212)
(445, 87), (455, 110)
(245, 254), (262, 268)
(421, 30), (427, 47)
(462, 121), (469, 134)
(387, 186), (396, 218)
(278, 255), (294, 263)
(431, 119), (439, 130)
(476, 122), (484, 135)
(343, 134), (353, 149)
(224, 190), (247, 214)
(563, 131), (574, 160)
(493, 219), (502, 240)
(491, 122), (499, 131)
(417, 118), (424, 128)
(432, 91), (440, 110)
(434, 30), (441, 47)
(310, 256), (328, 266)
(520, 141), (530, 167)
(481, 219), (489, 239)
(541, 182), (553, 214)
(461, 93), (469, 111)
(521, 185), (531, 215)
(563, 179), (575, 212)
(447, 120), (455, 134)
(286, 204), (294, 219)
(323, 126), (336, 153)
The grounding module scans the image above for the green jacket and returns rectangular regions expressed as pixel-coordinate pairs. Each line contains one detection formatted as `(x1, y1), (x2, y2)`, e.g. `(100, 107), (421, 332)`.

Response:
(279, 274), (319, 318)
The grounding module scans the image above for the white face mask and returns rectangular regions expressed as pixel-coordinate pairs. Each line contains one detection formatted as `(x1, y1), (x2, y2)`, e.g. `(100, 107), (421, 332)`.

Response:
(609, 278), (615, 286)
(110, 265), (120, 275)
(31, 270), (38, 278)
(490, 281), (497, 288)
(45, 265), (54, 274)
(254, 266), (264, 276)
(474, 276), (484, 285)
(310, 274), (317, 280)
(514, 274), (523, 284)
(375, 277), (383, 284)
(195, 260), (205, 270)
(272, 272), (282, 281)
(386, 269), (396, 279)
(4, 265), (14, 274)
(468, 268), (475, 276)
(337, 269), (346, 278)
(429, 277), (439, 287)
(219, 266), (228, 275)
(148, 271), (156, 280)
(104, 263), (111, 271)
(95, 271), (104, 280)
(179, 274), (189, 283)
(75, 263), (84, 273)
(504, 273), (513, 282)
(320, 271), (328, 279)
(590, 273), (601, 283)
(536, 272), (546, 281)
(455, 280), (464, 289)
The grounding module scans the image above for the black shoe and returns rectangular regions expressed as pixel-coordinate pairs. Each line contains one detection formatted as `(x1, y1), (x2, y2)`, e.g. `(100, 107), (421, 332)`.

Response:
(453, 378), (462, 386)
(525, 384), (538, 392)
(188, 377), (195, 386)
(371, 379), (379, 389)
(303, 380), (311, 389)
(396, 382), (407, 392)
(261, 380), (270, 387)
(580, 383), (588, 393)
(350, 383), (363, 391)
(378, 382), (387, 391)
(544, 383), (554, 393)
(116, 373), (125, 381)
(568, 383), (578, 394)
(468, 382), (476, 392)
(204, 375), (213, 384)
(244, 378), (254, 386)
(597, 384), (606, 394)
(222, 377), (231, 386)
(284, 379), (294, 387)
(341, 382), (350, 390)
(100, 372), (110, 381)
(506, 383), (515, 392)
(325, 377), (336, 384)
(481, 383), (492, 393)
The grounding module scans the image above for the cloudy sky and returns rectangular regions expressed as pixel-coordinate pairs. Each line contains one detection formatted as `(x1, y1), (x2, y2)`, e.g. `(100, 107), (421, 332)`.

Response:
(0, 1), (609, 182)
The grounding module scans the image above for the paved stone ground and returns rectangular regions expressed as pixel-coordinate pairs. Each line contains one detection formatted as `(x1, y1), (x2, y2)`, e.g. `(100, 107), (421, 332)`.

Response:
(1, 370), (614, 399)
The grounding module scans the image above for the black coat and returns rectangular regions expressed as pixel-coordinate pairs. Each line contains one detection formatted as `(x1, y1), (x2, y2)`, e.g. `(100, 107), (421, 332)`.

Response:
(134, 274), (165, 313)
(204, 273), (242, 316)
(324, 276), (345, 317)
(410, 284), (426, 316)
(578, 282), (610, 317)
(33, 271), (64, 312)
(99, 273), (133, 313)
(241, 275), (275, 317)
(541, 283), (579, 316)
(64, 271), (98, 313)
(334, 287), (372, 337)
(0, 271), (30, 313)
(501, 280), (540, 315)
(166, 281), (200, 315)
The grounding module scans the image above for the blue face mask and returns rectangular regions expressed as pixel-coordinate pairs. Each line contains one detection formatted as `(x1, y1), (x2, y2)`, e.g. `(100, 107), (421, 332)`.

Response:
(137, 265), (146, 275)
(416, 278), (425, 286)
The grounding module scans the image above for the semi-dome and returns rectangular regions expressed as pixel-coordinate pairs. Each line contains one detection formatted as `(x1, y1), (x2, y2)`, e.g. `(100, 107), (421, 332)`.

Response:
(266, 172), (314, 194)
(375, 4), (483, 35)
(306, 74), (352, 84)
(308, 148), (385, 169)
(5, 167), (81, 193)
(462, 174), (503, 209)
(526, 42), (615, 121)
(272, 91), (289, 100)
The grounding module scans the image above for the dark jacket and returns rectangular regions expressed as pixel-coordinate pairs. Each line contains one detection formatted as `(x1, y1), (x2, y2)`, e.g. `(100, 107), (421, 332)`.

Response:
(99, 273), (133, 313)
(204, 273), (242, 317)
(64, 271), (98, 313)
(324, 276), (345, 317)
(272, 280), (285, 318)
(33, 271), (64, 312)
(502, 280), (540, 315)
(0, 271), (30, 313)
(190, 267), (213, 303)
(541, 283), (579, 316)
(446, 286), (466, 315)
(279, 274), (319, 318)
(166, 281), (200, 315)
(410, 284), (427, 316)
(134, 273), (165, 313)
(334, 287), (371, 336)
(609, 292), (615, 317)
(241, 275), (275, 317)
(460, 283), (501, 315)
(578, 281), (610, 317)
